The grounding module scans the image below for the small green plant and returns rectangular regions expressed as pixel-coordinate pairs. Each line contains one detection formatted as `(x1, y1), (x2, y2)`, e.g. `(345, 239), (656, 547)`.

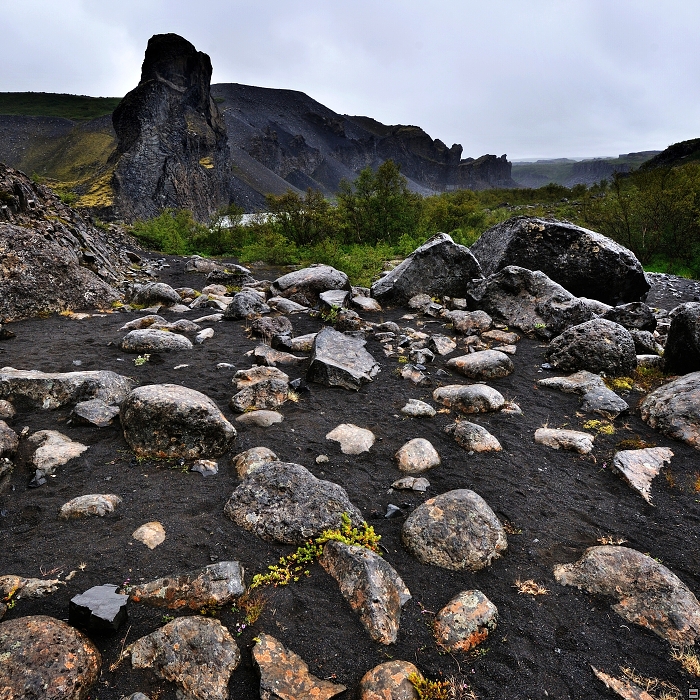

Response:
(604, 376), (634, 392)
(533, 322), (547, 330)
(407, 672), (451, 700)
(249, 513), (380, 590)
(320, 305), (340, 324)
(161, 614), (174, 624)
(287, 390), (300, 403)
(583, 419), (615, 435)
(398, 356), (409, 364)
(134, 354), (150, 366)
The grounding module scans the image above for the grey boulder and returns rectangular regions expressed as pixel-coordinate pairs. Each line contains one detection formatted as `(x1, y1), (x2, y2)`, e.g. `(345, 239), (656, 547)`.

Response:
(602, 302), (657, 331)
(132, 282), (181, 307)
(663, 301), (700, 374)
(270, 264), (351, 307)
(433, 384), (505, 413)
(446, 350), (514, 379)
(120, 329), (193, 353)
(222, 291), (270, 320)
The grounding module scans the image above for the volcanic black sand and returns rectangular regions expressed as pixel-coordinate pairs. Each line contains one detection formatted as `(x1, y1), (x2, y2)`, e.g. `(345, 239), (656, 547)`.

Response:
(1, 257), (699, 699)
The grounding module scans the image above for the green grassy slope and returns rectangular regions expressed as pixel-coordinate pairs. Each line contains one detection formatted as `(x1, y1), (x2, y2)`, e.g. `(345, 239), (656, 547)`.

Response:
(0, 92), (121, 121)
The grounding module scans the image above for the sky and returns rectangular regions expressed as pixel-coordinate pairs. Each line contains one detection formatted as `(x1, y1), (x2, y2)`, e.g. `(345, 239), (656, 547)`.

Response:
(2, 0), (699, 160)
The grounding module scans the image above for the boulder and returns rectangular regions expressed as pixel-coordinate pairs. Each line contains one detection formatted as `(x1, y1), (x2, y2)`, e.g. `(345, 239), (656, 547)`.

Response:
(445, 421), (502, 453)
(395, 438), (440, 474)
(663, 301), (700, 374)
(320, 540), (411, 644)
(401, 399), (436, 417)
(0, 615), (101, 699)
(466, 266), (595, 340)
(233, 365), (289, 389)
(120, 329), (193, 353)
(29, 430), (88, 484)
(152, 319), (202, 334)
(545, 319), (636, 377)
(0, 367), (134, 408)
(402, 489), (507, 571)
(267, 296), (309, 314)
(230, 379), (289, 412)
(129, 617), (240, 700)
(132, 521), (166, 549)
(128, 561), (245, 610)
(538, 371), (629, 417)
(629, 329), (663, 356)
(319, 289), (351, 311)
(252, 633), (346, 700)
(232, 446), (278, 478)
(534, 428), (594, 454)
(132, 282), (181, 307)
(270, 264), (351, 307)
(253, 344), (305, 366)
(358, 660), (422, 700)
(222, 291), (270, 320)
(307, 327), (380, 390)
(433, 384), (505, 413)
(250, 315), (293, 338)
(371, 233), (483, 304)
(0, 399), (15, 419)
(352, 295), (382, 312)
(71, 399), (121, 427)
(447, 309), (492, 335)
(612, 447), (674, 503)
(224, 461), (363, 544)
(602, 302), (657, 331)
(433, 590), (498, 652)
(427, 334), (457, 356)
(469, 216), (650, 305)
(120, 314), (167, 331)
(446, 350), (514, 379)
(554, 546), (700, 645)
(59, 494), (122, 519)
(120, 384), (236, 459)
(326, 423), (376, 455)
(69, 584), (129, 633)
(0, 420), (18, 458)
(235, 410), (284, 428)
(640, 372), (700, 449)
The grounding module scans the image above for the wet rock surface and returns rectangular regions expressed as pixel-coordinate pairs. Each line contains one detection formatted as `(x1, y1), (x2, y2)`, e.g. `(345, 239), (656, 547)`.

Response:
(554, 546), (700, 645)
(129, 616), (240, 700)
(121, 384), (236, 458)
(0, 615), (101, 699)
(224, 461), (363, 543)
(402, 489), (507, 571)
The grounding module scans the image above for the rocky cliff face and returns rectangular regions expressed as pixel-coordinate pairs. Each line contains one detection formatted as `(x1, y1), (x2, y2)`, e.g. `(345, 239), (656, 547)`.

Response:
(111, 34), (233, 222)
(0, 164), (133, 320)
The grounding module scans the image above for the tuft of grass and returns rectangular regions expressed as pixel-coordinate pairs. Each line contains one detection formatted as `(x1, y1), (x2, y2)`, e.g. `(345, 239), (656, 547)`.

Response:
(502, 521), (522, 535)
(604, 376), (634, 392)
(670, 647), (700, 677)
(616, 436), (656, 450)
(408, 673), (451, 700)
(597, 535), (628, 546)
(583, 419), (615, 435)
(513, 579), (549, 596)
(620, 666), (681, 699)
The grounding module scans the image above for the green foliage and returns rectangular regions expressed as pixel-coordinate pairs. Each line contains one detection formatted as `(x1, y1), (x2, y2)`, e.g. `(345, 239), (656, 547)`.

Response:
(0, 92), (121, 121)
(130, 209), (209, 255)
(265, 188), (335, 246)
(249, 513), (381, 590)
(407, 673), (451, 700)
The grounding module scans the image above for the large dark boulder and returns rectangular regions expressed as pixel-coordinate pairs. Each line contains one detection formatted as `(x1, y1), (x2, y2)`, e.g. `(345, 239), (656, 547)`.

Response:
(466, 265), (595, 339)
(663, 302), (700, 374)
(371, 233), (482, 304)
(602, 302), (656, 331)
(111, 34), (233, 222)
(469, 217), (650, 305)
(545, 318), (637, 377)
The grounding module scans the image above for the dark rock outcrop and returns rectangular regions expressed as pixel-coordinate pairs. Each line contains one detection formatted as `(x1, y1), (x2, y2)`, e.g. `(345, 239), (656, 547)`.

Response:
(469, 217), (650, 305)
(371, 233), (482, 304)
(663, 302), (700, 374)
(111, 34), (233, 222)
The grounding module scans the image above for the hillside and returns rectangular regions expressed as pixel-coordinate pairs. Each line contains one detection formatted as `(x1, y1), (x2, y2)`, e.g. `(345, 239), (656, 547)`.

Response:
(641, 138), (700, 170)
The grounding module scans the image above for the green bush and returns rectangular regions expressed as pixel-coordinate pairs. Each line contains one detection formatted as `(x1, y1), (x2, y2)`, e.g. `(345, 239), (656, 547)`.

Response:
(131, 209), (208, 254)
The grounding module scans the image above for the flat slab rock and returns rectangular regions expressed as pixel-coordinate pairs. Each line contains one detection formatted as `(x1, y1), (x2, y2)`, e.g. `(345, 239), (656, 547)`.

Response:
(0, 367), (134, 408)
(534, 428), (594, 454)
(253, 344), (304, 366)
(395, 438), (440, 474)
(69, 584), (129, 633)
(59, 493), (122, 519)
(308, 327), (380, 390)
(446, 350), (514, 379)
(358, 660), (423, 700)
(224, 461), (364, 544)
(326, 423), (376, 455)
(402, 489), (507, 571)
(129, 616), (240, 700)
(133, 521), (166, 549)
(434, 589), (498, 652)
(538, 370), (629, 417)
(121, 384), (236, 459)
(0, 615), (101, 700)
(320, 540), (411, 644)
(120, 328), (193, 353)
(640, 371), (700, 450)
(253, 633), (346, 700)
(129, 561), (245, 610)
(554, 545), (700, 645)
(433, 384), (505, 413)
(612, 447), (674, 503)
(29, 429), (88, 482)
(71, 398), (121, 427)
(235, 410), (284, 428)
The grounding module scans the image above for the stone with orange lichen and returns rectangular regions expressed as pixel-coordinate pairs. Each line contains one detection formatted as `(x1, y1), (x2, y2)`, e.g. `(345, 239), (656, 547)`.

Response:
(252, 633), (346, 700)
(358, 660), (422, 699)
(319, 540), (411, 644)
(433, 590), (498, 652)
(129, 616), (240, 700)
(0, 615), (101, 699)
(127, 561), (244, 610)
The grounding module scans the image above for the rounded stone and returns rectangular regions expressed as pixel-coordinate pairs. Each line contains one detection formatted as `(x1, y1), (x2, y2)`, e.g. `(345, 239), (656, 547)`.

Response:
(0, 615), (101, 700)
(433, 590), (498, 652)
(120, 384), (236, 459)
(395, 438), (440, 474)
(433, 384), (505, 413)
(132, 282), (181, 307)
(402, 489), (507, 571)
(446, 350), (514, 379)
(120, 329), (193, 353)
(326, 423), (375, 455)
(358, 660), (422, 700)
(233, 446), (279, 478)
(59, 494), (122, 519)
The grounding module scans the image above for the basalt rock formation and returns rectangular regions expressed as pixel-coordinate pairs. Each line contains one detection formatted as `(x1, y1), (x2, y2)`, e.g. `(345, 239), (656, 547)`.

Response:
(111, 33), (233, 222)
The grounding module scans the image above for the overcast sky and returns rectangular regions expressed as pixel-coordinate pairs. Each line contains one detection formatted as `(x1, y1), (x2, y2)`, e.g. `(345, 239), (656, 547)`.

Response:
(2, 0), (699, 159)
